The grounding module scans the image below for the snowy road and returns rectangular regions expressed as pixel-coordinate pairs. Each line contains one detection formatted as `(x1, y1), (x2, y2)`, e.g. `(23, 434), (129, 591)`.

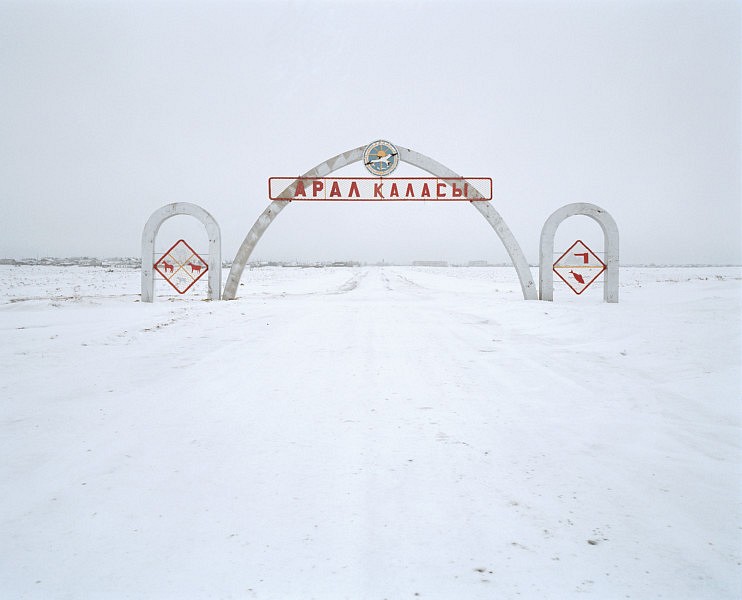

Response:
(1, 266), (740, 599)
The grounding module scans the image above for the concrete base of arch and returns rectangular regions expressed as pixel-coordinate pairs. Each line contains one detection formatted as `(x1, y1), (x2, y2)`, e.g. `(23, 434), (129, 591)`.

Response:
(222, 145), (537, 301)
(539, 202), (619, 303)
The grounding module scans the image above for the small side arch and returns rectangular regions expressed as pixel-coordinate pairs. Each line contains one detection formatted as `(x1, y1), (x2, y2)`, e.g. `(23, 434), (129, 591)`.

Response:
(141, 202), (222, 302)
(539, 203), (619, 303)
(222, 144), (537, 300)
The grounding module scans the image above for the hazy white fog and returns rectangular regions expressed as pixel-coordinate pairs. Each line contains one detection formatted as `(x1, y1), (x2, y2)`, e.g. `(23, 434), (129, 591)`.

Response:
(1, 0), (739, 264)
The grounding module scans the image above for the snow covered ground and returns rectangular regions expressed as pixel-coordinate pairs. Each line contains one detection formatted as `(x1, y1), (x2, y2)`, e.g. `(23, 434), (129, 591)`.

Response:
(1, 265), (740, 599)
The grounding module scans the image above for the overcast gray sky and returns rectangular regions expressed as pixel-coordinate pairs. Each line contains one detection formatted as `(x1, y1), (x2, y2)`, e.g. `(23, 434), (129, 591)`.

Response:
(1, 0), (740, 264)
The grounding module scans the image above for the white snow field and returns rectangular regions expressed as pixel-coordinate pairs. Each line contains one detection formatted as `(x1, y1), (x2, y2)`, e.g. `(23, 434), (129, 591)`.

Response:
(1, 265), (740, 599)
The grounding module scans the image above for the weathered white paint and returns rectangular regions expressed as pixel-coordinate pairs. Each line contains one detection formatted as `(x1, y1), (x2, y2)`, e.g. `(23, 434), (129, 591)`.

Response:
(141, 202), (222, 302)
(222, 148), (363, 301)
(222, 144), (537, 300)
(539, 203), (619, 303)
(398, 146), (537, 301)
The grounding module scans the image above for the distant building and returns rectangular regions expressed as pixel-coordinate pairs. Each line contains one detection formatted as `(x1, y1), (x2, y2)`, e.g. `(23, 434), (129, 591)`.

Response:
(77, 258), (102, 267)
(330, 261), (359, 267)
(412, 260), (449, 267)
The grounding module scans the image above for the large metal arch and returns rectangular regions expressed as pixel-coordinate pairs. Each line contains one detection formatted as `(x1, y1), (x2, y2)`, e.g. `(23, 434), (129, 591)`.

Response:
(141, 202), (222, 302)
(539, 202), (619, 303)
(222, 144), (537, 300)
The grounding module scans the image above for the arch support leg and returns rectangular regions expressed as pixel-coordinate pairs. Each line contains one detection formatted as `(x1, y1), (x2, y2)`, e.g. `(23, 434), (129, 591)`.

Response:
(471, 201), (537, 300)
(222, 200), (290, 300)
(399, 146), (537, 300)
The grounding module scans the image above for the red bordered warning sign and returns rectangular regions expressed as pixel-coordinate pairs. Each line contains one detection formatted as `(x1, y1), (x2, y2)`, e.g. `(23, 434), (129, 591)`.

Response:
(553, 240), (606, 295)
(154, 239), (208, 294)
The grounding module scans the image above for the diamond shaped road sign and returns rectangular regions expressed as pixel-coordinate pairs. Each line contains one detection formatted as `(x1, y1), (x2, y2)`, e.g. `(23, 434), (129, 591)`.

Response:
(553, 239), (606, 295)
(154, 239), (209, 294)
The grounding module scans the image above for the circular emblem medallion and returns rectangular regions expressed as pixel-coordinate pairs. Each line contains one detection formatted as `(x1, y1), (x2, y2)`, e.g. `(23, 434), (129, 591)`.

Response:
(363, 140), (399, 176)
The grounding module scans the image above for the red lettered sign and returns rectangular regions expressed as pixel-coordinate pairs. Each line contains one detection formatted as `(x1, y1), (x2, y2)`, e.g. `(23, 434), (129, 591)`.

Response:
(268, 177), (492, 201)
